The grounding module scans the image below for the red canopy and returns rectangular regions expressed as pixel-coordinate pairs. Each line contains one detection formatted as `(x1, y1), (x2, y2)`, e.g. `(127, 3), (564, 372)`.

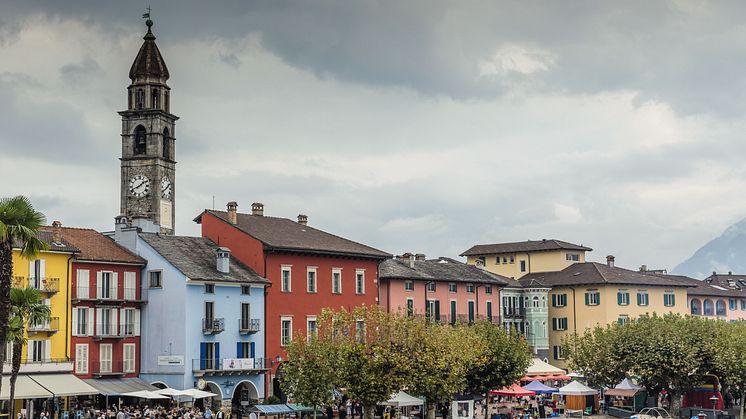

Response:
(490, 383), (536, 397)
(545, 375), (571, 381)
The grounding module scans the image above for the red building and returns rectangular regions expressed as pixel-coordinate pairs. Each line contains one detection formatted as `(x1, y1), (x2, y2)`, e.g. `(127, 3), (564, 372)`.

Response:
(56, 226), (146, 381)
(195, 202), (390, 397)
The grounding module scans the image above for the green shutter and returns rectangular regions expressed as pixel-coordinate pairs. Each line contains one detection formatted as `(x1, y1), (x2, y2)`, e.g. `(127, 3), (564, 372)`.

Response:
(617, 292), (622, 305)
(671, 294), (675, 306)
(552, 295), (557, 307)
(552, 318), (556, 331)
(637, 293), (641, 305)
(584, 293), (589, 305)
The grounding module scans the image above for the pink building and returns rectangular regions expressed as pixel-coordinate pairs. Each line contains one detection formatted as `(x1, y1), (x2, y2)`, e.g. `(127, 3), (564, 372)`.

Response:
(686, 273), (746, 321)
(378, 254), (508, 323)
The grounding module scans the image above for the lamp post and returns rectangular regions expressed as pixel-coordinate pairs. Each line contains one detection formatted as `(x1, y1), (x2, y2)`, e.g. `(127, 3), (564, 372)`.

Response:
(710, 395), (718, 419)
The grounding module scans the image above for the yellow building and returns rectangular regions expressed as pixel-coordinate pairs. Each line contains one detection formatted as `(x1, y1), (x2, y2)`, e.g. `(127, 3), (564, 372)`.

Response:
(460, 239), (592, 279)
(520, 258), (692, 368)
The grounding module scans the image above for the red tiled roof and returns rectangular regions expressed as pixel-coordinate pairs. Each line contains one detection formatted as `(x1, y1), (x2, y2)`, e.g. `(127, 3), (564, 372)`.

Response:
(43, 226), (145, 265)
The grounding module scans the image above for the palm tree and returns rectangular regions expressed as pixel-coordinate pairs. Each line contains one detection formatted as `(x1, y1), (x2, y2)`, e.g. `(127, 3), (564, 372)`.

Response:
(0, 196), (47, 404)
(8, 287), (51, 412)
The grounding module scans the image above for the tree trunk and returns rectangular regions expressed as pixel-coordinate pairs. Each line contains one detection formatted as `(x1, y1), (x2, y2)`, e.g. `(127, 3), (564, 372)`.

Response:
(426, 402), (436, 419)
(739, 390), (744, 419)
(669, 391), (681, 418)
(364, 404), (376, 419)
(0, 240), (13, 407)
(9, 342), (21, 417)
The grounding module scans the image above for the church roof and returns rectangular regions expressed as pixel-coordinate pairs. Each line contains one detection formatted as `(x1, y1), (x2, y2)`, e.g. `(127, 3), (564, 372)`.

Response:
(129, 20), (170, 81)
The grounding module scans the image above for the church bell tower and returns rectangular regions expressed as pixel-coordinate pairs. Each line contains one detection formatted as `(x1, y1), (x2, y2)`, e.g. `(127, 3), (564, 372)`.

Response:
(119, 18), (177, 234)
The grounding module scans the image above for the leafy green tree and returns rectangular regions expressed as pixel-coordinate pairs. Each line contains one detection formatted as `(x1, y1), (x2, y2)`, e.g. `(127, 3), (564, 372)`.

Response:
(465, 321), (531, 419)
(712, 321), (746, 419)
(0, 196), (47, 404)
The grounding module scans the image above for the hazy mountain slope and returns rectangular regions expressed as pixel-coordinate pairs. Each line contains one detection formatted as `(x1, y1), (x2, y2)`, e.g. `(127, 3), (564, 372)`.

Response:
(673, 218), (746, 279)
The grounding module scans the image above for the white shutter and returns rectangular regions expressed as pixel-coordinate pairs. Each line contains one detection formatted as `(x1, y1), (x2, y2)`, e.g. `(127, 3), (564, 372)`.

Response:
(134, 309), (140, 336)
(27, 341), (33, 361)
(87, 309), (94, 336)
(95, 308), (102, 335)
(29, 260), (35, 281)
(111, 272), (118, 299)
(119, 308), (125, 335)
(110, 309), (118, 336)
(77, 269), (90, 299)
(124, 272), (136, 300)
(96, 272), (102, 299)
(43, 340), (50, 362)
(39, 260), (46, 286)
(72, 309), (79, 337)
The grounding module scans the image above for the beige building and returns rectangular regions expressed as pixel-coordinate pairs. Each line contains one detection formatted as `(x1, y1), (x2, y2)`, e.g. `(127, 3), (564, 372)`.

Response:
(520, 257), (692, 368)
(460, 239), (592, 279)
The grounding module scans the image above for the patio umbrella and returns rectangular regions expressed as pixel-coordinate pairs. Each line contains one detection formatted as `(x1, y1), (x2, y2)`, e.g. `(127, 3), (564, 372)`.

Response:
(558, 381), (597, 396)
(178, 388), (218, 399)
(489, 383), (536, 397)
(522, 380), (558, 394)
(156, 388), (184, 397)
(122, 390), (170, 399)
(382, 391), (425, 407)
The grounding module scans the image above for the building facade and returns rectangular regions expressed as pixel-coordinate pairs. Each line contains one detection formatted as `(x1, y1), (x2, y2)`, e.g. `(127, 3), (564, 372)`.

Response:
(661, 272), (746, 321)
(195, 202), (390, 398)
(108, 220), (269, 409)
(50, 225), (147, 381)
(378, 255), (505, 324)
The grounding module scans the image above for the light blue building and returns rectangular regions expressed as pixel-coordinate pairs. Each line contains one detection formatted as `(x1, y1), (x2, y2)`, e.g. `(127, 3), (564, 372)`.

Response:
(108, 218), (269, 410)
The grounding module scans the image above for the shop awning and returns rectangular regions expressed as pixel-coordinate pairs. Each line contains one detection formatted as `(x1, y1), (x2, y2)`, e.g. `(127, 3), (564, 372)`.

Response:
(83, 378), (159, 396)
(31, 374), (99, 397)
(287, 404), (316, 412)
(0, 376), (53, 400)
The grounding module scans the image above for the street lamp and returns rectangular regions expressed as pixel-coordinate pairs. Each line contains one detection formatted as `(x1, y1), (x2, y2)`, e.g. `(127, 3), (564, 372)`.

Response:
(709, 395), (718, 419)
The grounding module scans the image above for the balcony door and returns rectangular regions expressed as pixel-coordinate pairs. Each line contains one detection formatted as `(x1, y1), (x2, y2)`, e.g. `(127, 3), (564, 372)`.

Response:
(200, 342), (219, 370)
(241, 303), (250, 329)
(100, 344), (112, 373)
(205, 302), (215, 323)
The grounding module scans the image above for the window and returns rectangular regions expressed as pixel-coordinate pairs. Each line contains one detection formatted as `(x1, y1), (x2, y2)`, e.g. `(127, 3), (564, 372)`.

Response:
(468, 301), (475, 323)
(134, 125), (147, 154)
(485, 285), (492, 294)
(29, 259), (43, 289)
(532, 296), (540, 308)
(426, 300), (440, 322)
(99, 344), (112, 373)
(404, 280), (414, 291)
(307, 268), (317, 293)
(486, 301), (493, 321)
(448, 283), (457, 293)
(509, 255), (515, 264)
(618, 315), (629, 326)
(30, 340), (47, 362)
(552, 317), (568, 331)
(76, 269), (90, 299)
(281, 267), (292, 292)
(637, 290), (649, 306)
(552, 294), (567, 307)
(204, 301), (214, 323)
(152, 88), (159, 109)
(426, 282), (436, 292)
(553, 345), (565, 360)
(716, 299), (726, 316)
(136, 89), (144, 109)
(466, 284), (475, 293)
(495, 256), (501, 265)
(617, 290), (630, 306)
(122, 309), (135, 336)
(124, 271), (136, 300)
(241, 285), (251, 295)
(742, 299), (746, 311)
(355, 270), (365, 294)
(502, 257), (508, 264)
(240, 303), (251, 331)
(75, 307), (88, 336)
(162, 127), (170, 159)
(450, 300), (457, 325)
(205, 284), (215, 294)
(75, 344), (88, 374)
(237, 342), (253, 359)
(664, 292), (676, 307)
(149, 271), (162, 288)
(307, 317), (317, 341)
(585, 290), (600, 306)
(281, 318), (292, 346)
(332, 269), (342, 294)
(199, 342), (218, 370)
(355, 321), (365, 341)
(690, 298), (701, 315)
(566, 253), (580, 261)
(730, 298), (737, 311)
(98, 308), (115, 336)
(520, 260), (526, 272)
(406, 299), (414, 317)
(99, 271), (113, 299)
(123, 344), (136, 373)
(703, 299), (714, 316)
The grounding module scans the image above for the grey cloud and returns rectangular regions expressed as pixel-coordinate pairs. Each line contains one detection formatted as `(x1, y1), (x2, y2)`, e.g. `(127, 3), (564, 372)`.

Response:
(218, 53), (241, 68)
(60, 56), (102, 85)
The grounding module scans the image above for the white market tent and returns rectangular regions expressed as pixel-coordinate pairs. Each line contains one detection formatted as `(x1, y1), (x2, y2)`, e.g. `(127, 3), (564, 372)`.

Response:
(156, 387), (184, 397)
(122, 390), (170, 399)
(559, 381), (597, 396)
(527, 358), (566, 376)
(605, 378), (642, 398)
(178, 388), (219, 399)
(382, 391), (424, 407)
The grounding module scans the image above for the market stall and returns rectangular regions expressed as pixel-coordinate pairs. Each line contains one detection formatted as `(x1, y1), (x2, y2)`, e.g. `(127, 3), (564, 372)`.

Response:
(558, 382), (598, 416)
(604, 378), (644, 417)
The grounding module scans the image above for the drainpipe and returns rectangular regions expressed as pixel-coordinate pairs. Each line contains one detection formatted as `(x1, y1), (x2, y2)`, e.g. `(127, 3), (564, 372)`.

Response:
(571, 287), (578, 354)
(474, 284), (483, 320)
(66, 255), (73, 360)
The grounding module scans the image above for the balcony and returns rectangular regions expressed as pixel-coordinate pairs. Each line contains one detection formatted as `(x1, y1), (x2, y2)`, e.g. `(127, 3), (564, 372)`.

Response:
(28, 317), (59, 335)
(13, 276), (59, 294)
(503, 307), (525, 318)
(239, 318), (261, 335)
(93, 324), (125, 340)
(72, 286), (146, 305)
(192, 358), (268, 376)
(92, 360), (129, 377)
(202, 318), (225, 335)
(3, 358), (72, 374)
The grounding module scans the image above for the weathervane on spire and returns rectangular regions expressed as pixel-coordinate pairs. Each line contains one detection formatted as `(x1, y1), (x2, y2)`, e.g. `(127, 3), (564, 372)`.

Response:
(142, 6), (152, 20)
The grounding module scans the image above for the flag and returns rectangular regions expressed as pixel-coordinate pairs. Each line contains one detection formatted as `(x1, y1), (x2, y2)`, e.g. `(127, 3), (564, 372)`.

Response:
(142, 12), (150, 19)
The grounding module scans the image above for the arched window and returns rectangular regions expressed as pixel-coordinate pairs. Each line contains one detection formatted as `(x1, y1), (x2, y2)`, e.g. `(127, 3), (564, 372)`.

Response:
(532, 296), (540, 308)
(152, 88), (159, 109)
(716, 299), (726, 316)
(164, 91), (170, 113)
(703, 299), (714, 316)
(691, 299), (701, 315)
(162, 127), (170, 159)
(136, 89), (145, 110)
(134, 125), (147, 155)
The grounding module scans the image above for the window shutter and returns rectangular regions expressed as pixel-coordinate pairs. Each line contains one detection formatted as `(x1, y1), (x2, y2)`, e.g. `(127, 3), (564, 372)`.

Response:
(112, 272), (119, 299)
(39, 259), (46, 281)
(87, 309), (94, 336)
(29, 260), (35, 280)
(637, 293), (641, 305)
(551, 295), (557, 307)
(552, 318), (556, 331)
(27, 341), (33, 360)
(44, 340), (51, 362)
(236, 342), (243, 358)
(96, 272), (103, 299)
(200, 343), (206, 370)
(119, 308), (125, 335)
(671, 294), (676, 306)
(95, 308), (102, 335)
(553, 346), (558, 360)
(111, 309), (118, 336)
(72, 309), (79, 337)
(434, 300), (440, 321)
(134, 310), (140, 336)
(584, 293), (589, 305)
(596, 293), (600, 305)
(250, 342), (255, 358)
(617, 293), (621, 305)
(215, 342), (220, 362)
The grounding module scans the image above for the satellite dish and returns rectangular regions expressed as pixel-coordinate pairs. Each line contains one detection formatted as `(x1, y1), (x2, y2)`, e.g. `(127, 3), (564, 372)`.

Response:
(197, 379), (207, 390)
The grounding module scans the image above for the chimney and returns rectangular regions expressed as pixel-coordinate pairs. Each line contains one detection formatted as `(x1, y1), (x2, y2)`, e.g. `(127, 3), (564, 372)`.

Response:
(226, 201), (238, 225)
(639, 265), (647, 272)
(606, 255), (615, 268)
(415, 253), (426, 261)
(51, 221), (62, 243)
(251, 202), (264, 216)
(217, 247), (231, 273)
(297, 214), (308, 226)
(728, 271), (733, 276)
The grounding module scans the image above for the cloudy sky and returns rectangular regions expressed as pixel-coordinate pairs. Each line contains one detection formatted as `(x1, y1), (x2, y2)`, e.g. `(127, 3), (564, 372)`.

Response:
(2, 1), (746, 272)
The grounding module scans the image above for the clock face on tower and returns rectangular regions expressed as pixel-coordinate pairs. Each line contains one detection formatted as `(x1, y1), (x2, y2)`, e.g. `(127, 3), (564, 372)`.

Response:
(129, 175), (151, 198)
(161, 177), (172, 199)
